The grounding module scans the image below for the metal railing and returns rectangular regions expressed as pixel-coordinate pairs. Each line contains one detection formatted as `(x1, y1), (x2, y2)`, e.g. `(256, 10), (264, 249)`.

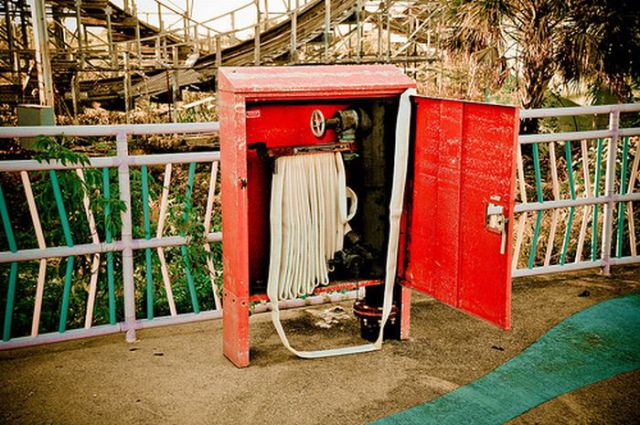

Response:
(513, 104), (640, 277)
(0, 103), (638, 351)
(0, 123), (222, 350)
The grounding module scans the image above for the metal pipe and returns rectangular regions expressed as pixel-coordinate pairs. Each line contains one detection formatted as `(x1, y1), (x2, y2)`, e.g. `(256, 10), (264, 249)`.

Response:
(514, 193), (640, 213)
(520, 129), (614, 144)
(0, 151), (220, 172)
(514, 254), (640, 278)
(519, 128), (640, 144)
(0, 324), (123, 351)
(130, 310), (221, 330)
(0, 122), (220, 138)
(0, 233), (222, 264)
(520, 103), (640, 119)
(512, 260), (604, 278)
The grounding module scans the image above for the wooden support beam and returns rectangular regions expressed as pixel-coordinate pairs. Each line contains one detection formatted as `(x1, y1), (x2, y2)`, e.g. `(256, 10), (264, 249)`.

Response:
(157, 2), (164, 32)
(324, 0), (331, 60)
(123, 50), (131, 123)
(171, 45), (179, 112)
(377, 10), (383, 59)
(132, 1), (142, 64)
(290, 0), (298, 62)
(105, 5), (117, 68)
(75, 0), (84, 70)
(356, 0), (362, 62)
(4, 0), (16, 77)
(264, 0), (269, 30)
(28, 0), (55, 109)
(215, 35), (222, 67)
(254, 0), (261, 65)
(386, 1), (391, 62)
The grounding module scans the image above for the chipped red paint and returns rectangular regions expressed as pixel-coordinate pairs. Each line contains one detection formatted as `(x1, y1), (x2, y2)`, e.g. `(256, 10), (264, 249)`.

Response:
(401, 97), (519, 330)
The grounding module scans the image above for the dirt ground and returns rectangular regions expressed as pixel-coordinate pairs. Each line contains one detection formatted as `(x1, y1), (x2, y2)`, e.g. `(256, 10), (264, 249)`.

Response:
(1, 267), (639, 425)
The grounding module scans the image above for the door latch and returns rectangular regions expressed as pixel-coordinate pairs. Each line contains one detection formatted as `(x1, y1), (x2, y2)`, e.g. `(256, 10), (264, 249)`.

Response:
(486, 203), (508, 254)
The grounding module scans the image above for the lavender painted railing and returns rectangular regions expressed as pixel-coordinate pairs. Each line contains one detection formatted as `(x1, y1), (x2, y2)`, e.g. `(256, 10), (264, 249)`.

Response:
(513, 104), (640, 277)
(0, 123), (224, 349)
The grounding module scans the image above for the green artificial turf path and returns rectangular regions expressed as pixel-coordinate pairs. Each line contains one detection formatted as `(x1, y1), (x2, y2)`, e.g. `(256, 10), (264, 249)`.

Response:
(373, 294), (640, 425)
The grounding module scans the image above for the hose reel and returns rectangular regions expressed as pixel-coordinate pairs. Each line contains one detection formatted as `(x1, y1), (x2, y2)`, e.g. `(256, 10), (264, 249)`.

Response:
(267, 89), (416, 359)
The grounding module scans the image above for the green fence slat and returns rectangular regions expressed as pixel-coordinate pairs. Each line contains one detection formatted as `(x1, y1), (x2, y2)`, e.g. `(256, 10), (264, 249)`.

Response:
(2, 263), (18, 341)
(528, 144), (544, 268)
(50, 170), (74, 247)
(181, 163), (199, 314)
(58, 256), (75, 333)
(616, 137), (630, 257)
(591, 139), (603, 261)
(560, 141), (576, 265)
(0, 184), (18, 341)
(50, 170), (75, 332)
(102, 168), (116, 325)
(141, 165), (154, 319)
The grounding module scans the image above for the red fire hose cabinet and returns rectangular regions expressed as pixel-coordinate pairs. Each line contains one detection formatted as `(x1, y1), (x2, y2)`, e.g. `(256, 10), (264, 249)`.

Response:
(219, 65), (519, 367)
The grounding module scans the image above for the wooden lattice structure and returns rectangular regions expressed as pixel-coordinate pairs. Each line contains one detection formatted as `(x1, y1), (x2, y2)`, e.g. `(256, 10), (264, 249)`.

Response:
(0, 0), (445, 116)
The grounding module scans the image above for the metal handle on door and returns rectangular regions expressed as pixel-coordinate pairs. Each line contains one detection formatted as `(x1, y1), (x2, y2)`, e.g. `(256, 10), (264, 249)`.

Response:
(486, 203), (507, 255)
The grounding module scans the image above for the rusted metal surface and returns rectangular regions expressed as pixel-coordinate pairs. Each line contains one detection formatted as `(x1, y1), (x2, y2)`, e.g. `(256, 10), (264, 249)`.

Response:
(248, 279), (382, 302)
(402, 97), (519, 330)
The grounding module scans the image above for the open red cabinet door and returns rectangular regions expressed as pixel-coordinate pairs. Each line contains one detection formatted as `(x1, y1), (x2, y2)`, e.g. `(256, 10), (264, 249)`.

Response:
(401, 97), (519, 329)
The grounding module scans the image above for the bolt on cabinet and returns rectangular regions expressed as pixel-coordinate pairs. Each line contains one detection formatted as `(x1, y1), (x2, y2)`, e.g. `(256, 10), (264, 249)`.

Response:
(219, 65), (519, 367)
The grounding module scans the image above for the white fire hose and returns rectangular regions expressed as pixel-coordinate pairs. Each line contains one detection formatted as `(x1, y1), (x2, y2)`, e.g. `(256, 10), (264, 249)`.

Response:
(267, 88), (416, 358)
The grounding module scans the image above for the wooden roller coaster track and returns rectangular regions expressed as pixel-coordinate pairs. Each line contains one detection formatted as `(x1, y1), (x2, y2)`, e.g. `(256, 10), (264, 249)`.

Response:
(1, 0), (442, 110)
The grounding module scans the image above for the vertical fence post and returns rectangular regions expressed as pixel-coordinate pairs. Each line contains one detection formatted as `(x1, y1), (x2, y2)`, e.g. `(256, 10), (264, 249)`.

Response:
(117, 132), (136, 342)
(601, 109), (619, 275)
(615, 136), (630, 257)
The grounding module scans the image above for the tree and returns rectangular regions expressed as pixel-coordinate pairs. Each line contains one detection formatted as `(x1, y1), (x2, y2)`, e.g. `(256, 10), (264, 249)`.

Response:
(444, 0), (640, 130)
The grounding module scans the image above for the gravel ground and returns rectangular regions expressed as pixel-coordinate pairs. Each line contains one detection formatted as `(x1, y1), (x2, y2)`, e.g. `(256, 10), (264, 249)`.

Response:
(1, 266), (638, 425)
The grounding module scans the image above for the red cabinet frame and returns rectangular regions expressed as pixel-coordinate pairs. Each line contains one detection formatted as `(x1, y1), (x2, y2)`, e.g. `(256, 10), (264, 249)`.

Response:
(218, 66), (518, 367)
